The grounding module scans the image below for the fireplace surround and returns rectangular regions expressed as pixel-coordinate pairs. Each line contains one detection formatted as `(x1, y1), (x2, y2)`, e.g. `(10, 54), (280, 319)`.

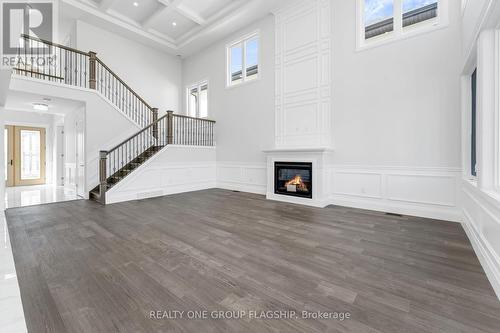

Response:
(274, 162), (313, 198)
(264, 148), (332, 207)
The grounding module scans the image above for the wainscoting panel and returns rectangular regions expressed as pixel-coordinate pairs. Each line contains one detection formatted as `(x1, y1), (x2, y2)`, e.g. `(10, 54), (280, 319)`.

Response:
(216, 163), (267, 195)
(386, 174), (457, 206)
(106, 146), (216, 204)
(332, 171), (383, 199)
(330, 166), (462, 222)
(274, 0), (332, 148)
(461, 182), (500, 299)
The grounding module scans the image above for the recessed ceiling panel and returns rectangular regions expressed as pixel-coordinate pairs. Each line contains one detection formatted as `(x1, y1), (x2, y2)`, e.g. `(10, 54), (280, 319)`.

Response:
(181, 0), (234, 20)
(110, 0), (161, 24)
(151, 10), (198, 39)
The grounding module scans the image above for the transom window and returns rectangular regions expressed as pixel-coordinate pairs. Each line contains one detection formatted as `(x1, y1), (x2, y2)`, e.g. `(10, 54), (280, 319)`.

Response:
(358, 0), (446, 48)
(187, 81), (208, 118)
(227, 32), (259, 87)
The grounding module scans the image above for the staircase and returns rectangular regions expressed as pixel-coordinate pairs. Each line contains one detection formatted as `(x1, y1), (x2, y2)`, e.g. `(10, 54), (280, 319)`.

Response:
(12, 34), (216, 204)
(14, 34), (155, 127)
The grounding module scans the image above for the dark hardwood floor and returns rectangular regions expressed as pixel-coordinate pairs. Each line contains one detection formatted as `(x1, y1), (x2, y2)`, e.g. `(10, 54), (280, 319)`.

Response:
(6, 189), (500, 332)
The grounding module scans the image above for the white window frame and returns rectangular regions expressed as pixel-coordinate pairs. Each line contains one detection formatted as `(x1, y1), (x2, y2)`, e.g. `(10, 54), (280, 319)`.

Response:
(226, 31), (260, 88)
(356, 0), (449, 51)
(186, 80), (209, 118)
(494, 30), (500, 193)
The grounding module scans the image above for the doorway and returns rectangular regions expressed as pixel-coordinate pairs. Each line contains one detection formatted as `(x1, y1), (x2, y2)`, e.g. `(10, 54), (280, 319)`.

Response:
(5, 125), (46, 187)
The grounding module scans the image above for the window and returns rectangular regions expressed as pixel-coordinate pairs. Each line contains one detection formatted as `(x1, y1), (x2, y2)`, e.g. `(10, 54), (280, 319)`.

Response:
(359, 0), (445, 48)
(402, 0), (438, 28)
(227, 32), (259, 87)
(187, 81), (208, 118)
(471, 68), (477, 177)
(364, 0), (394, 39)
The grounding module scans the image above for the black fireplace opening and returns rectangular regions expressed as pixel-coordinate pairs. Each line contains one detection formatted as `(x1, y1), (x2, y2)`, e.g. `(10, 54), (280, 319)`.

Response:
(274, 162), (312, 199)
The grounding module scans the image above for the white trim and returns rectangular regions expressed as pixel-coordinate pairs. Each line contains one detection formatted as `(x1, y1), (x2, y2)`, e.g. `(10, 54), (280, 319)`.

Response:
(330, 165), (462, 222)
(462, 184), (500, 300)
(356, 0), (449, 52)
(494, 29), (500, 194)
(106, 146), (216, 204)
(462, 218), (500, 300)
(226, 30), (260, 88)
(331, 194), (462, 222)
(215, 161), (462, 222)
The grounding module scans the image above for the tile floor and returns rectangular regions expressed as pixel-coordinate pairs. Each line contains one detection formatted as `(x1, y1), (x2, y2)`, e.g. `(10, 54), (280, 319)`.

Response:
(5, 184), (81, 209)
(0, 212), (26, 333)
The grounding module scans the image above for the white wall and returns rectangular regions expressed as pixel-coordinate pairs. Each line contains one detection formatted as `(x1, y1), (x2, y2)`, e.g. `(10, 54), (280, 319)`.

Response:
(183, 0), (463, 220)
(182, 15), (275, 165)
(274, 0), (332, 149)
(326, 0), (463, 221)
(76, 20), (182, 115)
(459, 0), (500, 299)
(332, 1), (461, 167)
(106, 146), (216, 204)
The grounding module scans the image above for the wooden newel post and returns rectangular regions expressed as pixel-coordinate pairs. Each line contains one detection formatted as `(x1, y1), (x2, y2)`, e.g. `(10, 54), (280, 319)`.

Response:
(167, 111), (174, 145)
(152, 108), (158, 140)
(99, 151), (107, 204)
(89, 51), (97, 89)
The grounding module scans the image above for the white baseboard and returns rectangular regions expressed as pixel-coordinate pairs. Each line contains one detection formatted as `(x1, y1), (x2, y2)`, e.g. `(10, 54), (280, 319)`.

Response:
(461, 183), (500, 300)
(107, 181), (216, 204)
(216, 181), (266, 195)
(217, 162), (267, 195)
(330, 194), (463, 222)
(462, 212), (500, 300)
(329, 166), (462, 222)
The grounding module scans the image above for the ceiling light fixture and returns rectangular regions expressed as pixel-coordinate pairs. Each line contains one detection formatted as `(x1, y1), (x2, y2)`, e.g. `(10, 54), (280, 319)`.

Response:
(133, 2), (139, 7)
(33, 103), (49, 111)
(172, 22), (177, 26)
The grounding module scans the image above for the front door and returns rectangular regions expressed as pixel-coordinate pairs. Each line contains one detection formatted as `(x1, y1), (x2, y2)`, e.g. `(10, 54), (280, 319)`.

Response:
(13, 126), (46, 186)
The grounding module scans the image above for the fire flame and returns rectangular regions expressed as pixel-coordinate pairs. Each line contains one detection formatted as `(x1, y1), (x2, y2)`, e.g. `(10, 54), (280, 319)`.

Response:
(285, 175), (308, 191)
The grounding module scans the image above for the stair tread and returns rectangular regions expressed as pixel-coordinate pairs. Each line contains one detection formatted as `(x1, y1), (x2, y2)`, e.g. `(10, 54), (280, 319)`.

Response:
(90, 145), (167, 203)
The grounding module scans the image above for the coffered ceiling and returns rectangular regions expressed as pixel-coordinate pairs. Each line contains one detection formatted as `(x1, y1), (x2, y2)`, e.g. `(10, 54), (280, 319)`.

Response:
(61, 0), (288, 57)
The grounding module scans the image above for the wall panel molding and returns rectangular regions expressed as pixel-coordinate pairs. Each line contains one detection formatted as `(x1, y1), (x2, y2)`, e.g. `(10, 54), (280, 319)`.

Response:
(330, 165), (462, 222)
(274, 0), (332, 148)
(216, 162), (267, 195)
(106, 146), (216, 204)
(461, 182), (500, 299)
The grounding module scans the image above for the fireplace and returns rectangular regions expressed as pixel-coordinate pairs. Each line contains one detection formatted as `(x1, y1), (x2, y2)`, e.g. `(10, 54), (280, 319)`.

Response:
(274, 162), (313, 199)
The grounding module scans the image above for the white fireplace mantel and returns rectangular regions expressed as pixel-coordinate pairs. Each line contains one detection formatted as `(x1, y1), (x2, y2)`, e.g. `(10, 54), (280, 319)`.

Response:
(263, 148), (333, 208)
(263, 147), (333, 154)
(263, 0), (333, 207)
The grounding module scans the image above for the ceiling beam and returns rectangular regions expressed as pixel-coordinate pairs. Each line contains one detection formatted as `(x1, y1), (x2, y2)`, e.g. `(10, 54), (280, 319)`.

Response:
(99, 0), (116, 11)
(142, 0), (182, 29)
(175, 4), (206, 25)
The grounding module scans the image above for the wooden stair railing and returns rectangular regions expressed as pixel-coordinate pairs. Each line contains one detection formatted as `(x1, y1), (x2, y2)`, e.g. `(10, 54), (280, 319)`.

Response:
(14, 34), (154, 128)
(90, 111), (216, 204)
